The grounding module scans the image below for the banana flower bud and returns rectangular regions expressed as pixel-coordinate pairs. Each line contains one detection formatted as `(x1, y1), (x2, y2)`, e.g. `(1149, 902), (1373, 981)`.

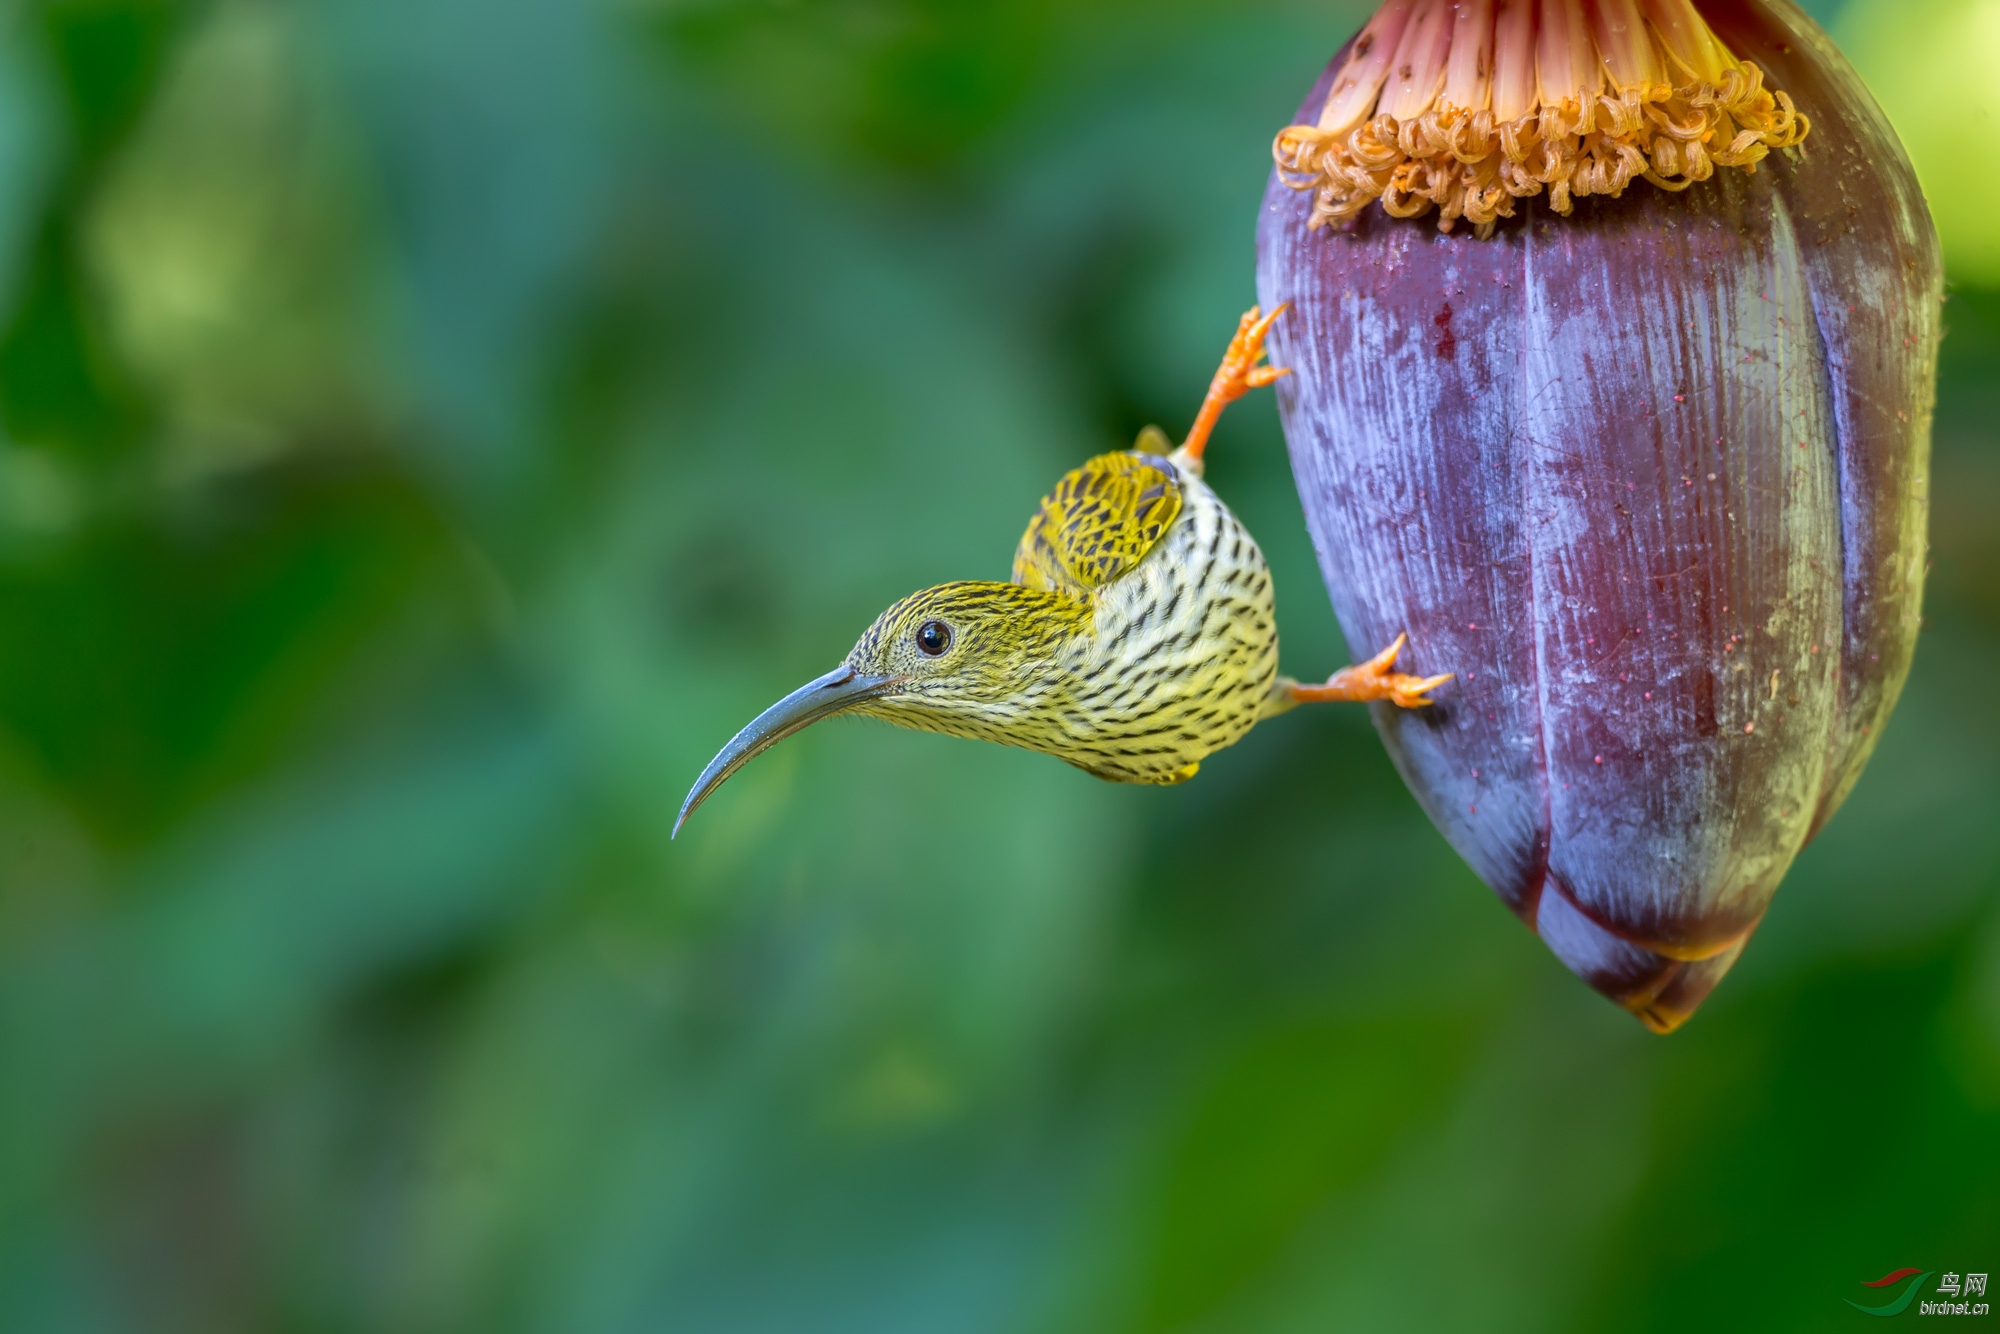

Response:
(1256, 0), (1941, 1030)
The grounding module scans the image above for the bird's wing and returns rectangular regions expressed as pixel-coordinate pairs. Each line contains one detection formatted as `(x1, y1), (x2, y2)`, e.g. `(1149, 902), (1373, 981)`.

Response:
(1011, 433), (1183, 594)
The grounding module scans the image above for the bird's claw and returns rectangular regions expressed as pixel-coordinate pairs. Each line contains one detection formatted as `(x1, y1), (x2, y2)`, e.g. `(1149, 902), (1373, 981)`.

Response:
(1388, 672), (1455, 709)
(1176, 304), (1293, 469)
(1289, 632), (1454, 709)
(1215, 304), (1292, 403)
(1348, 632), (1455, 709)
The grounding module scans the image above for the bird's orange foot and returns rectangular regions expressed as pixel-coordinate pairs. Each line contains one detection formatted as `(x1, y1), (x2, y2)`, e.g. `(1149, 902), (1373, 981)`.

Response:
(1213, 304), (1291, 403)
(1178, 304), (1292, 467)
(1288, 633), (1452, 709)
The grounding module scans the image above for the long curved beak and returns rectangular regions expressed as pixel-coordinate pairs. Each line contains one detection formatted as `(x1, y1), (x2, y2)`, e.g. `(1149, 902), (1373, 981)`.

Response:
(674, 664), (902, 838)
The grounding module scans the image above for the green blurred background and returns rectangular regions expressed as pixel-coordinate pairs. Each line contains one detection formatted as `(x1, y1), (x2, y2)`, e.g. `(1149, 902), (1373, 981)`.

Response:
(0, 1), (1993, 1330)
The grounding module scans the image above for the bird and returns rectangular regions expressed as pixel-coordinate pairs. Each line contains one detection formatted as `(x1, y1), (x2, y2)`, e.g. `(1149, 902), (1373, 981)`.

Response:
(675, 305), (1452, 836)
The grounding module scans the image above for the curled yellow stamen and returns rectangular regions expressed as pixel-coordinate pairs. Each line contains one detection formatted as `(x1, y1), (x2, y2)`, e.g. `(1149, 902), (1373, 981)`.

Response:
(1274, 0), (1808, 237)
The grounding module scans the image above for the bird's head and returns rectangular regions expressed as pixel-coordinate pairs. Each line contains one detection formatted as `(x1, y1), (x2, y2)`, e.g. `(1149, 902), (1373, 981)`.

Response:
(675, 580), (1089, 835)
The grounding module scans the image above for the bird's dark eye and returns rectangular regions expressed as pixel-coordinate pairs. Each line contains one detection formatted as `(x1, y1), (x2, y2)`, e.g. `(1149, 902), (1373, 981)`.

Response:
(915, 620), (952, 656)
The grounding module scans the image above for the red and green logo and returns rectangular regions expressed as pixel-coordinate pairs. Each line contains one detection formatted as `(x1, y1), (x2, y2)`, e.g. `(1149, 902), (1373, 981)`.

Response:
(1846, 1269), (1934, 1317)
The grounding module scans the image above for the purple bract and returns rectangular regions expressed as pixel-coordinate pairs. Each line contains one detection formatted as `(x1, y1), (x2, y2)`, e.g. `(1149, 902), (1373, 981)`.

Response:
(1256, 0), (1941, 1030)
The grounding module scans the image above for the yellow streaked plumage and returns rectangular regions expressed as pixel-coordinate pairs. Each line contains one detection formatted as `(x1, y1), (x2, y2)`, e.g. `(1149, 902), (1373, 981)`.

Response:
(1012, 438), (1181, 593)
(675, 307), (1454, 836)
